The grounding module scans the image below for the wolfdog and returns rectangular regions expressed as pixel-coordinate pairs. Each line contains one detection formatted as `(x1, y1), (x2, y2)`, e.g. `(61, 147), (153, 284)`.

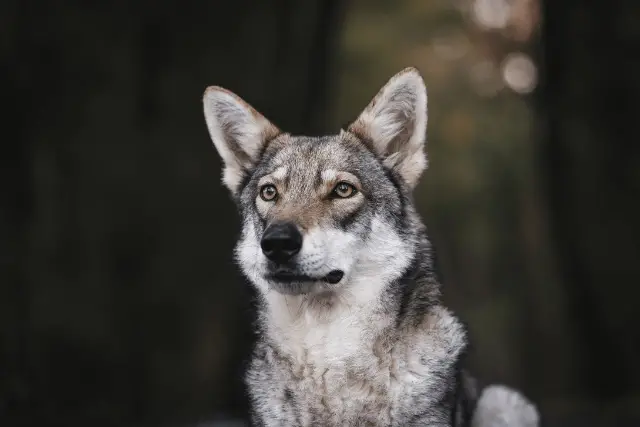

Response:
(202, 68), (539, 426)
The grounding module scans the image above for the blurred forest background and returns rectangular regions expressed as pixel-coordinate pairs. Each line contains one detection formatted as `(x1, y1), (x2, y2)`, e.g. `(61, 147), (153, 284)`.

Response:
(2, 0), (639, 426)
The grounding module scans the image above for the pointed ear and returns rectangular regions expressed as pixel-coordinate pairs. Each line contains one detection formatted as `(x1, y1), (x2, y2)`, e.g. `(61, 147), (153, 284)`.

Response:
(203, 86), (280, 195)
(348, 67), (428, 189)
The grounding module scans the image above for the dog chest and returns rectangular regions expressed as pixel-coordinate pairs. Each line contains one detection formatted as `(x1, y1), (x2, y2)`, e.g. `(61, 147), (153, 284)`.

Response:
(247, 305), (468, 426)
(248, 332), (454, 426)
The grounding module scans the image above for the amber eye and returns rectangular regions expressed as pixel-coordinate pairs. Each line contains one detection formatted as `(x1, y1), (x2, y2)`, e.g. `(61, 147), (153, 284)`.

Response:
(260, 184), (278, 201)
(332, 182), (357, 198)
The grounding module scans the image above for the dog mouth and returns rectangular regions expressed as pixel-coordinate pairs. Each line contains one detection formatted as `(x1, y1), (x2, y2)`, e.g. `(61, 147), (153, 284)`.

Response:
(267, 269), (344, 285)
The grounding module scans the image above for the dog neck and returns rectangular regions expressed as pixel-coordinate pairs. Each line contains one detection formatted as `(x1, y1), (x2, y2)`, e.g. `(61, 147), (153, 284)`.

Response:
(257, 234), (440, 364)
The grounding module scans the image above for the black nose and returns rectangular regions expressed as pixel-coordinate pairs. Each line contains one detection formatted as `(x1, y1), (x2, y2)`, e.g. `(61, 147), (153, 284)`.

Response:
(261, 222), (302, 264)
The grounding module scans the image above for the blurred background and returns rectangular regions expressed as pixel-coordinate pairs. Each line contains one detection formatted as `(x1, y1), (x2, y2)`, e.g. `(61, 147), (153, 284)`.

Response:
(2, 0), (639, 426)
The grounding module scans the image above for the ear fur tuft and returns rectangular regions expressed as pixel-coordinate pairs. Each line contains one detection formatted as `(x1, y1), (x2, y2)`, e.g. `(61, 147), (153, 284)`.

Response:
(203, 87), (280, 195)
(348, 67), (428, 189)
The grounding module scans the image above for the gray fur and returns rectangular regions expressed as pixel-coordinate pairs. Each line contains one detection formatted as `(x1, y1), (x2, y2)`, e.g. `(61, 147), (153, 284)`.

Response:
(203, 68), (539, 426)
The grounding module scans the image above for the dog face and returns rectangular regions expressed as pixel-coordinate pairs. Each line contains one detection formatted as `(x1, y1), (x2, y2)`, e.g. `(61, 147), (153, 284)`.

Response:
(203, 68), (428, 297)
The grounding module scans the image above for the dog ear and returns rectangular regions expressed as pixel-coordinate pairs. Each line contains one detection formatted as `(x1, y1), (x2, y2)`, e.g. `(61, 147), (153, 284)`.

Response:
(203, 87), (280, 195)
(348, 67), (428, 189)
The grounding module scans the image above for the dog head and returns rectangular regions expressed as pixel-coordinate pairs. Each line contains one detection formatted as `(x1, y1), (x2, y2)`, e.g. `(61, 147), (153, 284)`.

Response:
(203, 68), (428, 297)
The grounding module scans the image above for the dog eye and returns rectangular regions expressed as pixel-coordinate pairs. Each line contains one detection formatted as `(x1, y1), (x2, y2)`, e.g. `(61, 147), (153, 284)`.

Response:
(260, 184), (278, 201)
(332, 182), (357, 198)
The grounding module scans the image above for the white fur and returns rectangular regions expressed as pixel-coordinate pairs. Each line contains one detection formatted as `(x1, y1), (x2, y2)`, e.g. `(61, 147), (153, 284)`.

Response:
(472, 385), (540, 427)
(202, 87), (277, 194)
(350, 68), (429, 188)
(271, 166), (288, 181)
(320, 169), (338, 182)
(236, 215), (413, 365)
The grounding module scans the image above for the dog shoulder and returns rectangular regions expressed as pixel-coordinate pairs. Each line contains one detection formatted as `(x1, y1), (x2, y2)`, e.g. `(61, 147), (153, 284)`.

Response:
(407, 304), (468, 366)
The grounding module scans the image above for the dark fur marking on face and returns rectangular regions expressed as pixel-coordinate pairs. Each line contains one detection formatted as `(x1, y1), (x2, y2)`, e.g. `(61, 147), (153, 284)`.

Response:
(337, 204), (364, 231)
(394, 245), (439, 329)
(283, 168), (292, 189)
(381, 166), (412, 232)
(257, 130), (284, 160)
(340, 130), (411, 228)
(394, 254), (421, 327)
(313, 169), (325, 190)
(237, 171), (252, 198)
(257, 215), (267, 231)
(254, 143), (285, 178)
(340, 128), (378, 159)
(383, 168), (404, 204)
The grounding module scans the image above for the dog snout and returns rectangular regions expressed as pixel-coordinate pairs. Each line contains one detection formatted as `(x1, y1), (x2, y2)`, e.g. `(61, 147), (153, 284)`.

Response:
(260, 222), (302, 264)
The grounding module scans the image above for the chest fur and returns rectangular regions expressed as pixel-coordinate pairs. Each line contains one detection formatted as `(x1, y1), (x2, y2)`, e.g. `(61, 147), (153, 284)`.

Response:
(247, 305), (466, 426)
